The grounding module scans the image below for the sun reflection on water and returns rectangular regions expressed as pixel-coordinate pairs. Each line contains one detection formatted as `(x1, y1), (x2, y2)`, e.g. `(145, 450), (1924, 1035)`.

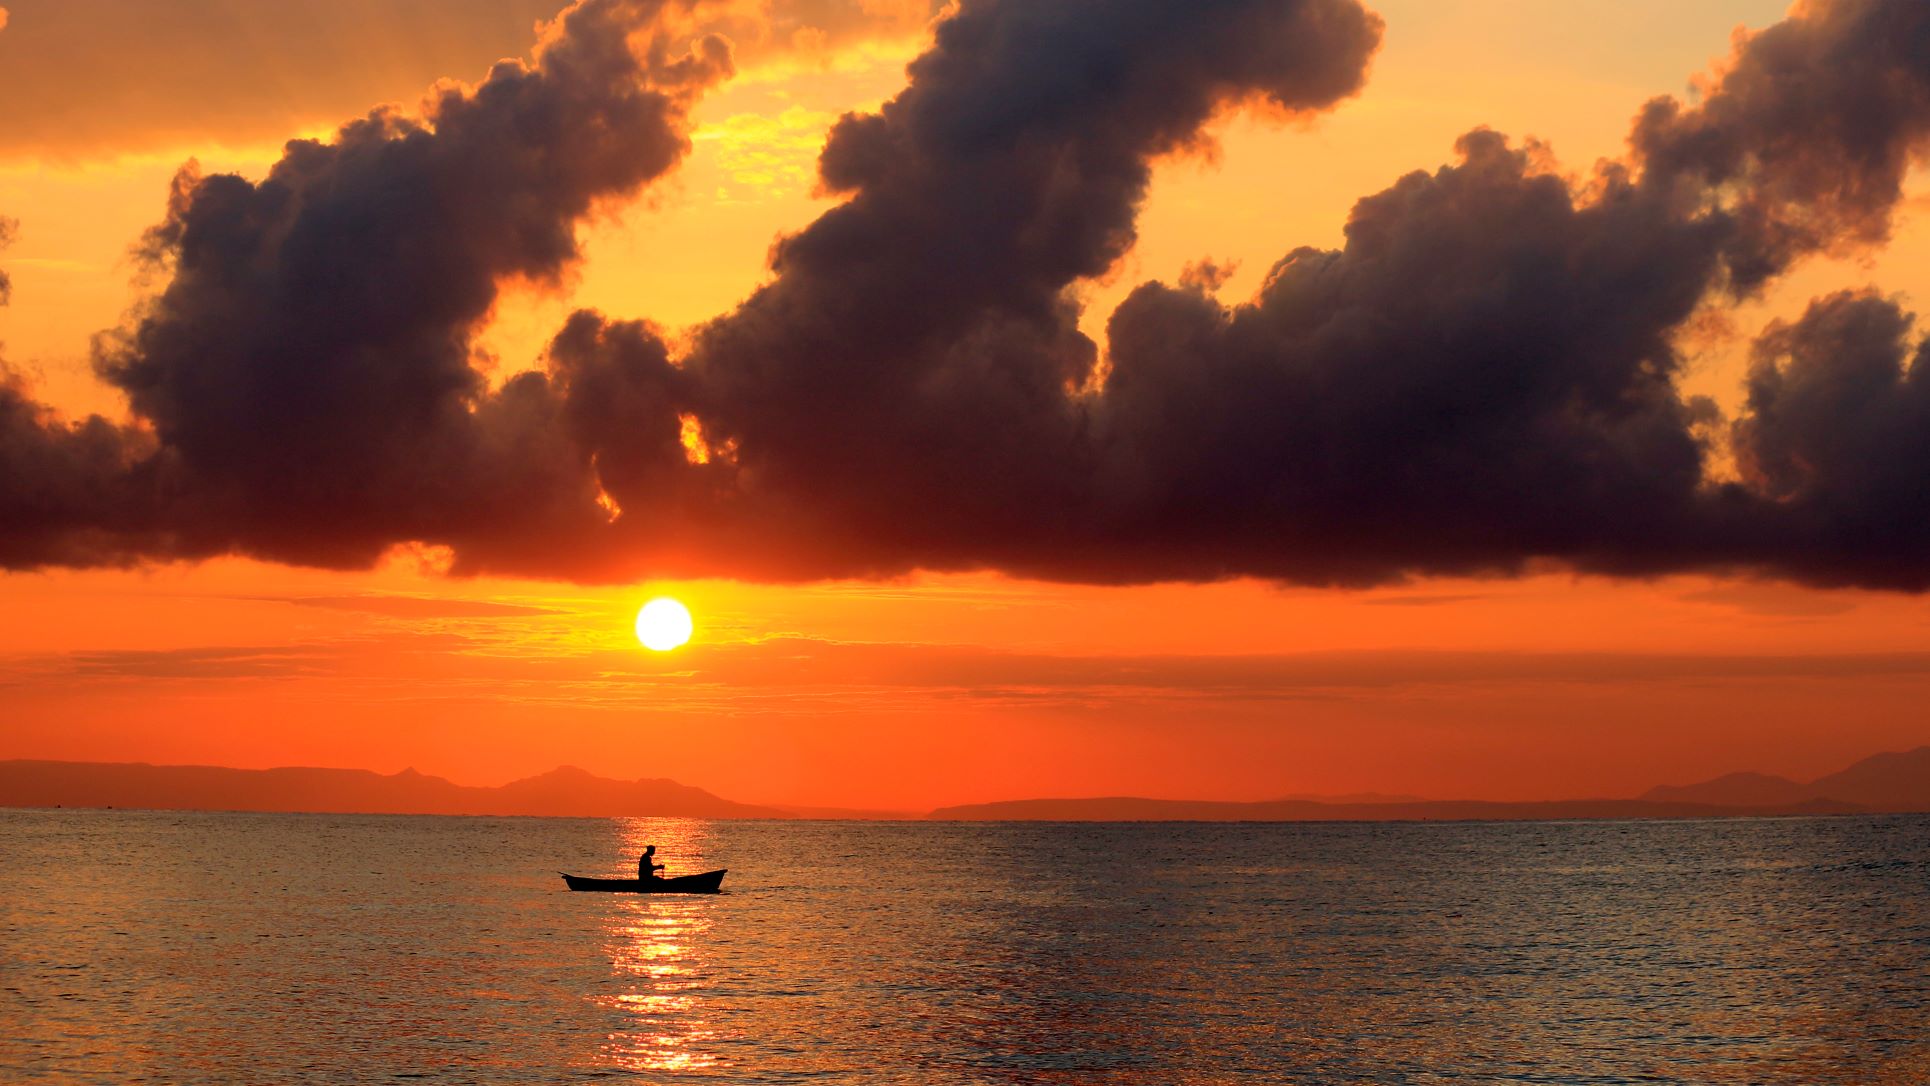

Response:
(9, 814), (1930, 1081)
(595, 819), (728, 1074)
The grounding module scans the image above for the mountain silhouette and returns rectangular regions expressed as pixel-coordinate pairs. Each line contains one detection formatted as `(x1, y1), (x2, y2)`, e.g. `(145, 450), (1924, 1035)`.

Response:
(6, 746), (1929, 821)
(926, 795), (1861, 822)
(1639, 771), (1814, 808)
(938, 747), (1930, 821)
(0, 760), (784, 818)
(487, 765), (782, 818)
(1642, 746), (1930, 812)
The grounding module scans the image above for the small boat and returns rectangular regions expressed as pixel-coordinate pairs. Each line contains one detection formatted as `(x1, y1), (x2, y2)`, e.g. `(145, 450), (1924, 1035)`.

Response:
(559, 869), (727, 894)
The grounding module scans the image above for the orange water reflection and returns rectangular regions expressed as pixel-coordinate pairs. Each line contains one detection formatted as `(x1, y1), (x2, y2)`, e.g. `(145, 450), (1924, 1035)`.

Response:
(596, 818), (727, 1074)
(11, 812), (1930, 1082)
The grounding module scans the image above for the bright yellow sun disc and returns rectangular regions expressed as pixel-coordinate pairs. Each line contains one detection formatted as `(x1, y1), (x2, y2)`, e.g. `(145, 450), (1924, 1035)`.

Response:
(635, 597), (694, 651)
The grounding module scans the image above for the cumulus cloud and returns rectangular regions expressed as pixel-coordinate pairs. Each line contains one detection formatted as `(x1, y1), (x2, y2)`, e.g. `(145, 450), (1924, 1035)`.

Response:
(0, 216), (165, 569)
(79, 0), (729, 569)
(1079, 130), (1721, 584)
(1727, 290), (1930, 587)
(652, 0), (1385, 577)
(1631, 0), (1930, 291)
(8, 0), (1930, 591)
(657, 0), (1930, 587)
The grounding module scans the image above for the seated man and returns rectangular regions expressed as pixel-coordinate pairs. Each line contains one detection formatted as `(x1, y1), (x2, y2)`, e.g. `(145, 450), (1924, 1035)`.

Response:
(639, 844), (666, 881)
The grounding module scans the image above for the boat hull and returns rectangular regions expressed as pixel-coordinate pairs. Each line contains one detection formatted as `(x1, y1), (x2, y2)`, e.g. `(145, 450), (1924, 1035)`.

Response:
(560, 869), (726, 894)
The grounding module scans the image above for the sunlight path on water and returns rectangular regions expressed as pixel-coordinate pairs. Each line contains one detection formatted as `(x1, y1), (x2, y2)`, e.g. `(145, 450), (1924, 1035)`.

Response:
(601, 819), (724, 1073)
(2, 811), (1928, 1083)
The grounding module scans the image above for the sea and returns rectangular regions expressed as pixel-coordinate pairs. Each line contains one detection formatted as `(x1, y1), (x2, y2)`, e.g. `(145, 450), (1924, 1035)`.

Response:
(2, 810), (1927, 1084)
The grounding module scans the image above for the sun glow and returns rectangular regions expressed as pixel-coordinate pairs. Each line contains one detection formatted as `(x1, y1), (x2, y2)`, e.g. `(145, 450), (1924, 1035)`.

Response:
(635, 597), (695, 651)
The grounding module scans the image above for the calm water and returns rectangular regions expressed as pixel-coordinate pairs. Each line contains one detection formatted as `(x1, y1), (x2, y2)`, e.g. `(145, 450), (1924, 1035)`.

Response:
(3, 811), (1928, 1083)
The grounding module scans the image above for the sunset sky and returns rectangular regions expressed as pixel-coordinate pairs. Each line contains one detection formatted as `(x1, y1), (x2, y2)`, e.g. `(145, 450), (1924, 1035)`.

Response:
(4, 0), (1930, 810)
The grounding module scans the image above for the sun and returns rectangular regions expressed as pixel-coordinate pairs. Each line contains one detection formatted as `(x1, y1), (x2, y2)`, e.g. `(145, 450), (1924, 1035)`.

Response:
(635, 597), (694, 651)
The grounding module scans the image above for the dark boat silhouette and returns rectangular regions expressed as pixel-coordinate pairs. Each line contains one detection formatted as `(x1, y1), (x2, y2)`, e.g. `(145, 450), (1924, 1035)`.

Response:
(559, 869), (727, 894)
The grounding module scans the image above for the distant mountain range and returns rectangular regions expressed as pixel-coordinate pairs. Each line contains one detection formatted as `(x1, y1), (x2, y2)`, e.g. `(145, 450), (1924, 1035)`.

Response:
(927, 795), (1863, 821)
(936, 747), (1930, 821)
(3, 746), (1928, 821)
(1641, 746), (1930, 812)
(0, 761), (783, 819)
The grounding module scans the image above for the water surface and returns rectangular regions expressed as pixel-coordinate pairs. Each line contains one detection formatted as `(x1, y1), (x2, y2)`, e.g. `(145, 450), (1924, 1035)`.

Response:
(3, 811), (1927, 1082)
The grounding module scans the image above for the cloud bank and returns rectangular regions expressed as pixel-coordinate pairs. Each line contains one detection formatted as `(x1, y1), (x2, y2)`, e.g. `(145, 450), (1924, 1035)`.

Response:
(6, 0), (1930, 589)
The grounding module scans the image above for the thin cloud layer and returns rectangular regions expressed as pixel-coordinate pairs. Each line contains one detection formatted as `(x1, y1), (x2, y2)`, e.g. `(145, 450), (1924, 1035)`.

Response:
(0, 0), (940, 160)
(26, 633), (1930, 698)
(5, 0), (1930, 589)
(0, 216), (13, 303)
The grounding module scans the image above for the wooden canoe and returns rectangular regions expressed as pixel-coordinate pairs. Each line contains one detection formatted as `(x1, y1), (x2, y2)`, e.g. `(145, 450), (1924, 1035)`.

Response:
(559, 869), (726, 894)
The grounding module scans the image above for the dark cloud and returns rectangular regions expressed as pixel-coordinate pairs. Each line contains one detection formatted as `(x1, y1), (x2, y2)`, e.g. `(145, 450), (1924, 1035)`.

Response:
(1080, 129), (1723, 584)
(0, 216), (164, 569)
(8, 0), (1930, 591)
(79, 0), (729, 569)
(612, 0), (1930, 588)
(0, 373), (161, 569)
(668, 0), (1388, 577)
(1630, 0), (1930, 291)
(1728, 290), (1930, 588)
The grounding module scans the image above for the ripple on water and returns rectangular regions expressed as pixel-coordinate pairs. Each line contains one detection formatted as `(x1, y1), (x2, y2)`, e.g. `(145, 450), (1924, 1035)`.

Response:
(1, 812), (1928, 1083)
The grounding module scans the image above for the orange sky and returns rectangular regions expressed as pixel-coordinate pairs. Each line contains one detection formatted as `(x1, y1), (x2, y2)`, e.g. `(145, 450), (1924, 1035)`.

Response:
(3, 0), (1930, 809)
